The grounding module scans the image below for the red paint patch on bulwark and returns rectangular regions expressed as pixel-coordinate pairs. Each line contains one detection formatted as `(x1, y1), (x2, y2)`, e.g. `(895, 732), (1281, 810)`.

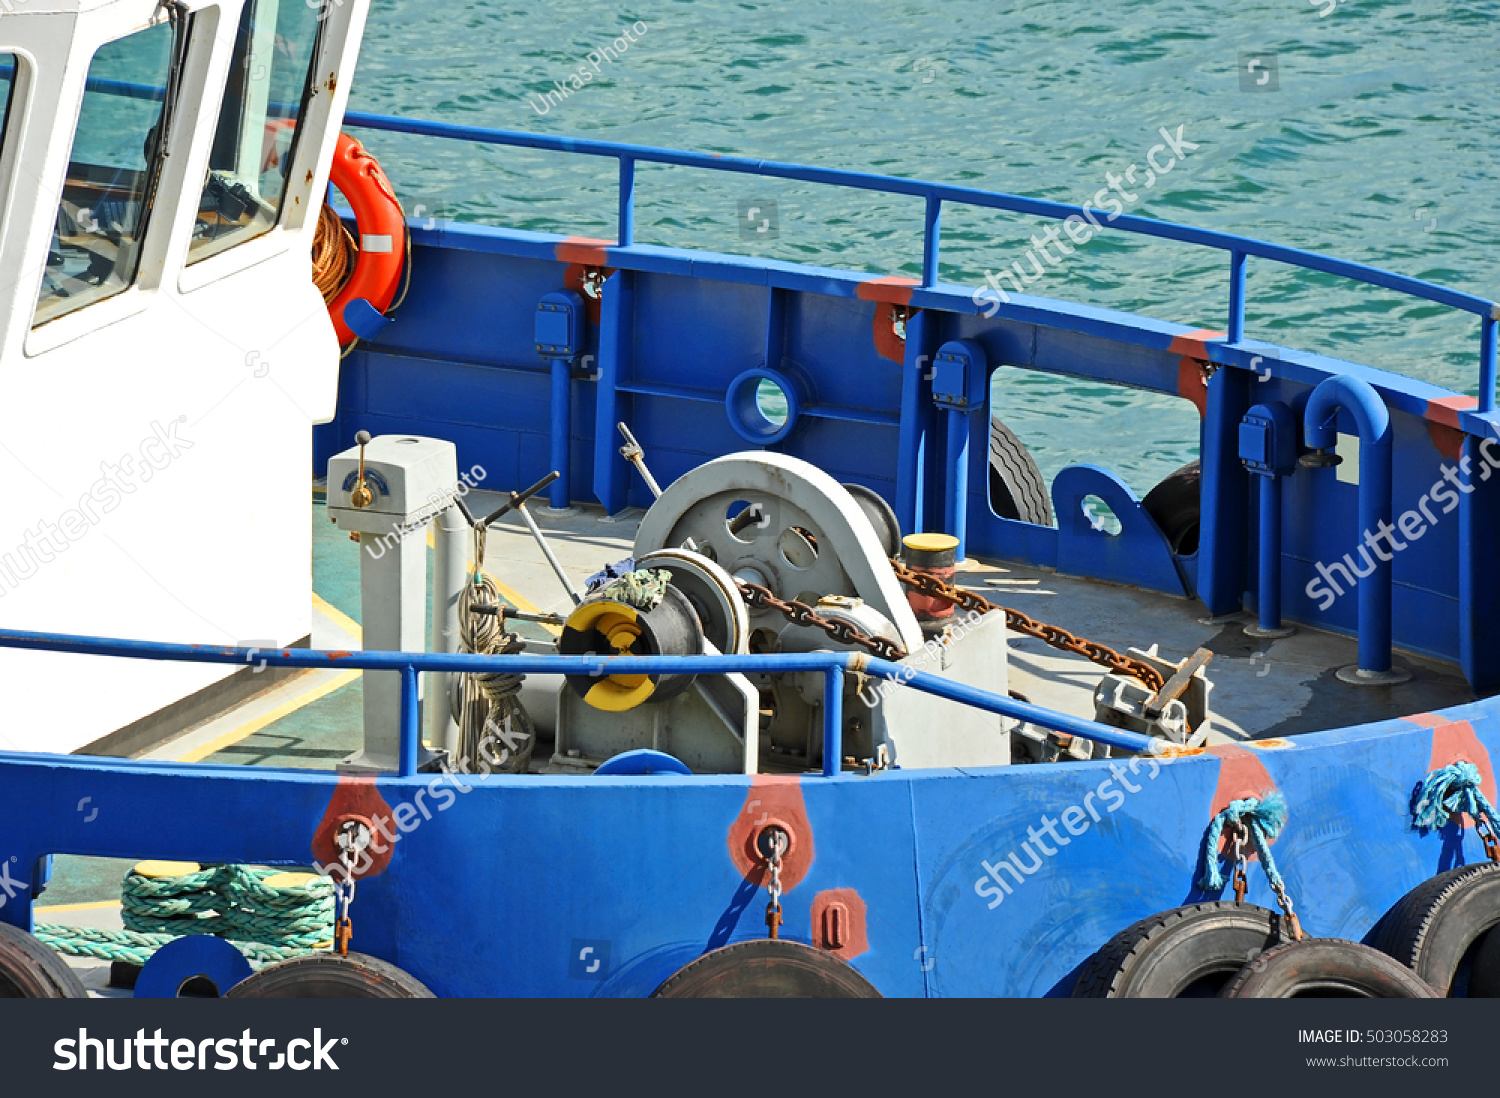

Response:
(855, 275), (919, 305)
(810, 888), (868, 960)
(1424, 395), (1478, 462)
(311, 776), (397, 880)
(1206, 744), (1280, 858)
(1405, 712), (1497, 813)
(872, 304), (918, 364)
(1169, 329), (1226, 420)
(728, 776), (815, 892)
(554, 236), (612, 266)
(1208, 743), (1278, 815)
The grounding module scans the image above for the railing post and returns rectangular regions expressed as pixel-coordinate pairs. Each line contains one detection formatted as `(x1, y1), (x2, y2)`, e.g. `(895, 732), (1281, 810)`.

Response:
(822, 666), (844, 776)
(399, 664), (420, 777)
(1227, 250), (1247, 343)
(921, 195), (942, 288)
(549, 356), (572, 509)
(1481, 314), (1498, 414)
(617, 156), (636, 247)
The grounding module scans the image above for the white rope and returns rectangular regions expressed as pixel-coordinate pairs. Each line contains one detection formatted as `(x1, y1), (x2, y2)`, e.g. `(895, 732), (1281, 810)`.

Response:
(452, 525), (534, 772)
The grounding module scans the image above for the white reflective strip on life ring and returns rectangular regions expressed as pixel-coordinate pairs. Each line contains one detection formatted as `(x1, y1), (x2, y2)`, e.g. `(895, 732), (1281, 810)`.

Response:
(361, 234), (394, 253)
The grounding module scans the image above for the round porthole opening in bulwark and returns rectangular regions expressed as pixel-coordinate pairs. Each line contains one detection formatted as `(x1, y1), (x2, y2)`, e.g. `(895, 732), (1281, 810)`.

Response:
(726, 368), (799, 444)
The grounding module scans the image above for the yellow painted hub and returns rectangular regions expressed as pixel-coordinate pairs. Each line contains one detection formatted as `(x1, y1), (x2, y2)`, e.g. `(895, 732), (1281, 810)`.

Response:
(565, 599), (659, 712)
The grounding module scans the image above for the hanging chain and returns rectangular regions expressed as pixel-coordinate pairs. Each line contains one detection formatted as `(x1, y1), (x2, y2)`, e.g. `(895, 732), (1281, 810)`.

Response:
(763, 829), (787, 940)
(332, 820), (368, 958)
(1477, 813), (1500, 864)
(1229, 824), (1249, 905)
(737, 581), (907, 662)
(888, 559), (1165, 692)
(1227, 819), (1303, 941)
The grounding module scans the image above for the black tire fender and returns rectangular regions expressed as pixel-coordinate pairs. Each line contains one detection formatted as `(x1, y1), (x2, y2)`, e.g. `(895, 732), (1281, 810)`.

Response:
(225, 952), (435, 998)
(988, 416), (1053, 527)
(652, 939), (882, 998)
(1372, 861), (1500, 996)
(1071, 902), (1285, 998)
(1141, 459), (1201, 556)
(0, 922), (89, 998)
(1219, 938), (1437, 998)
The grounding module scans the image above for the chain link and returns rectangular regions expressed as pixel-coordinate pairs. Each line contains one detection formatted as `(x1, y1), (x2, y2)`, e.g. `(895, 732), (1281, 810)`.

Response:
(1478, 814), (1500, 864)
(763, 830), (787, 940)
(888, 559), (1165, 692)
(736, 581), (908, 661)
(1230, 825), (1249, 905)
(332, 821), (366, 957)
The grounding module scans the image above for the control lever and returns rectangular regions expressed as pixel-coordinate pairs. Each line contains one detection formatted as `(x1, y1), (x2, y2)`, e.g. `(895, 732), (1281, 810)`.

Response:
(451, 469), (581, 606)
(350, 430), (374, 508)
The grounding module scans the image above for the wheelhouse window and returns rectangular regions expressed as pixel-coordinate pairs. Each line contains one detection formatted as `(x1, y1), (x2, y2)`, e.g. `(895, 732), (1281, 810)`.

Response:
(188, 0), (323, 264)
(33, 20), (177, 326)
(0, 55), (16, 159)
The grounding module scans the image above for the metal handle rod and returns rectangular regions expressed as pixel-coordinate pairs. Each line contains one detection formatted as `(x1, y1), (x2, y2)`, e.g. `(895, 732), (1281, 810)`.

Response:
(617, 422), (663, 499)
(516, 500), (583, 606)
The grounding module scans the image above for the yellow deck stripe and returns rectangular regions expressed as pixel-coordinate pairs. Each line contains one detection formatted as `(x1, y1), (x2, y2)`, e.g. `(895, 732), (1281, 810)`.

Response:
(34, 900), (122, 914)
(312, 591), (362, 642)
(173, 668), (362, 764)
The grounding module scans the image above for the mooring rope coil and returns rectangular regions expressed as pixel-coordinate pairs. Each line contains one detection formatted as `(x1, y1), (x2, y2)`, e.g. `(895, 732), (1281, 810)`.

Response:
(1412, 761), (1500, 833)
(39, 863), (335, 970)
(1200, 793), (1289, 892)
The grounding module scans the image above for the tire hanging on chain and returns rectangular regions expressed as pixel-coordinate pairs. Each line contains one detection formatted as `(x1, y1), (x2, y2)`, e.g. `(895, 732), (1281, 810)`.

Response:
(451, 524), (534, 773)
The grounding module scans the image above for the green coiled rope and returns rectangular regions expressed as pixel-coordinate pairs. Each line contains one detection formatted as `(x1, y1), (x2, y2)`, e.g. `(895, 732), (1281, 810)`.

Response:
(36, 862), (334, 969)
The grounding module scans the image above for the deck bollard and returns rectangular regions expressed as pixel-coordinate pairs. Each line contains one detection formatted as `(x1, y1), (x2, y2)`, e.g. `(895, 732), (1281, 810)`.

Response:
(1300, 376), (1410, 684)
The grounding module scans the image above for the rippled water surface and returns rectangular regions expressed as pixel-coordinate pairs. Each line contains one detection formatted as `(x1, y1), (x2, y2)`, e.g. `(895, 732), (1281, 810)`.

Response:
(347, 0), (1499, 493)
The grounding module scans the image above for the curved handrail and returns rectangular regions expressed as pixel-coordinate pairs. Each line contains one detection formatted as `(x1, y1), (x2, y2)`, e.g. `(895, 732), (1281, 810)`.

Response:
(339, 109), (1499, 410)
(64, 75), (1498, 406)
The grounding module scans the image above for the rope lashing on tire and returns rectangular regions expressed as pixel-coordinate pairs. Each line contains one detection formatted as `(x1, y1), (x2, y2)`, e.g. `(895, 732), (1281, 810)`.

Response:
(36, 862), (335, 969)
(1412, 762), (1500, 834)
(1200, 793), (1289, 892)
(453, 522), (534, 773)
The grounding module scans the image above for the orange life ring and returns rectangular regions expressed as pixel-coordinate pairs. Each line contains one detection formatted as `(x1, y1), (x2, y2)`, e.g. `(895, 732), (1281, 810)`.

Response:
(326, 133), (406, 347)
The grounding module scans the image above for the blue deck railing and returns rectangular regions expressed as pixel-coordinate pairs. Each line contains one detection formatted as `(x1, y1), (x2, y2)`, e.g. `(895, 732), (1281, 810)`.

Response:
(0, 628), (1154, 776)
(64, 73), (1500, 407)
(337, 110), (1500, 413)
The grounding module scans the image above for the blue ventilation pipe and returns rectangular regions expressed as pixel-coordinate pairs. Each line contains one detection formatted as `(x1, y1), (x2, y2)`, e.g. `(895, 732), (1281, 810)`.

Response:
(1301, 376), (1408, 684)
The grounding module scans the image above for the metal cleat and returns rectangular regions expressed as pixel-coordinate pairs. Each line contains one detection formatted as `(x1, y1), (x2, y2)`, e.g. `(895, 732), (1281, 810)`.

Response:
(1092, 644), (1213, 749)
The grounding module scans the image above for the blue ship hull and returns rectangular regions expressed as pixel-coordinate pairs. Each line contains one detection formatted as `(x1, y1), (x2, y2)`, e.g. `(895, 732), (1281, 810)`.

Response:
(0, 689), (1493, 996)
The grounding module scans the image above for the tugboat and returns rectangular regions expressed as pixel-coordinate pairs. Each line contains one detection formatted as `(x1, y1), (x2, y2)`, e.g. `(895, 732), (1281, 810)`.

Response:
(0, 0), (1497, 998)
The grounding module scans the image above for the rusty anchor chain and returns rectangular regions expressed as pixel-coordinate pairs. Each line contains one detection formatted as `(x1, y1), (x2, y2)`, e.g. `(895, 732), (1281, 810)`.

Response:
(736, 580), (908, 662)
(888, 559), (1165, 693)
